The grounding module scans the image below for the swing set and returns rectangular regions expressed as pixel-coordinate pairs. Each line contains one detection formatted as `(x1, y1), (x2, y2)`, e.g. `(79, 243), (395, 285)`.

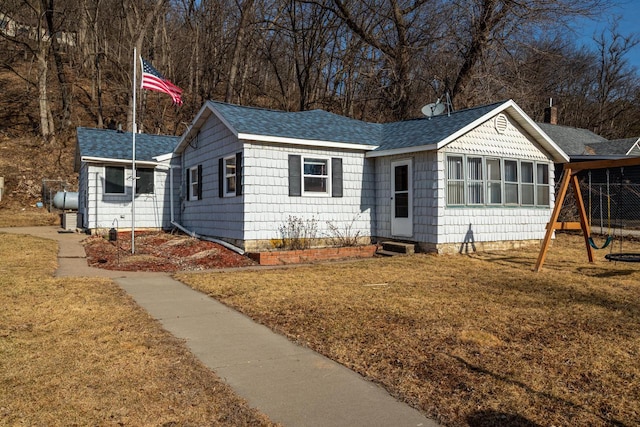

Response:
(535, 157), (640, 272)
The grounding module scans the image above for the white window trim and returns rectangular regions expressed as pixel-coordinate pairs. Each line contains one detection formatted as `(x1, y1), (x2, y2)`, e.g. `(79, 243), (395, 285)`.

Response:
(445, 155), (551, 208)
(301, 156), (331, 197)
(486, 157), (502, 205)
(466, 156), (484, 205)
(521, 161), (535, 206)
(445, 155), (465, 206)
(504, 159), (520, 205)
(536, 163), (550, 206)
(189, 166), (199, 201)
(223, 155), (236, 197)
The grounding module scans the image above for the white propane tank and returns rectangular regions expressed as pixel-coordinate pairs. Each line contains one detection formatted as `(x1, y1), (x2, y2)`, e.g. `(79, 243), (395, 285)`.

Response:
(53, 191), (79, 210)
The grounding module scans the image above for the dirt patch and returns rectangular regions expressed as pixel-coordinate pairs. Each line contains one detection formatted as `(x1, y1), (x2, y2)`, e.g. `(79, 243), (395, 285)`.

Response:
(84, 231), (256, 272)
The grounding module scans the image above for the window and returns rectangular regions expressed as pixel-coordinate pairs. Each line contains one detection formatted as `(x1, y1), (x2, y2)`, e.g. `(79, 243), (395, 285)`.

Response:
(105, 166), (124, 194)
(394, 164), (409, 218)
(224, 156), (236, 195)
(136, 168), (154, 194)
(536, 163), (550, 206)
(467, 157), (483, 205)
(446, 156), (464, 205)
(487, 158), (501, 204)
(219, 153), (242, 197)
(521, 162), (534, 205)
(303, 158), (329, 194)
(289, 155), (342, 197)
(504, 160), (519, 204)
(445, 155), (551, 208)
(189, 166), (200, 201)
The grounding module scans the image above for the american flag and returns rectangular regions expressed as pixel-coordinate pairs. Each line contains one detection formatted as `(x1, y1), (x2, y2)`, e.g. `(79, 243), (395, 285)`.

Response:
(140, 57), (183, 105)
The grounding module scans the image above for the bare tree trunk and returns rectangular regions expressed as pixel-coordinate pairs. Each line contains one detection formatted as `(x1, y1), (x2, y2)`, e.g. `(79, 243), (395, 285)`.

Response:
(226, 0), (254, 103)
(44, 0), (72, 130)
(37, 46), (53, 139)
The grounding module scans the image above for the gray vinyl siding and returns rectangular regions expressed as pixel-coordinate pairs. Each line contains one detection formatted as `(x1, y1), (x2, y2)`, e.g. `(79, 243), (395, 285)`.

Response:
(81, 162), (174, 230)
(374, 115), (557, 247)
(180, 111), (244, 241)
(373, 151), (440, 242)
(242, 142), (375, 243)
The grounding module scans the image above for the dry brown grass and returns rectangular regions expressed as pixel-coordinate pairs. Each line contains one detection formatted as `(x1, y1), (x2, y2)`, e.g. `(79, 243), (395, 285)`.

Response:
(177, 233), (640, 427)
(0, 232), (275, 426)
(0, 207), (59, 227)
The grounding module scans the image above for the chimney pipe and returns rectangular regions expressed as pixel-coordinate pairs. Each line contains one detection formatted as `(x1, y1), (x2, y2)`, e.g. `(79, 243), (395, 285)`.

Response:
(543, 105), (557, 125)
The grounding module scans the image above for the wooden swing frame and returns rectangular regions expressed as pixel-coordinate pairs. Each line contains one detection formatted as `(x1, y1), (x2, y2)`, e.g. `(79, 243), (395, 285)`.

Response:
(535, 157), (640, 272)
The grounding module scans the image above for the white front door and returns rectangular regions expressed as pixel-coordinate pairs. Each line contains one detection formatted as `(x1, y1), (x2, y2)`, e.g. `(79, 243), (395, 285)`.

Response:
(391, 159), (412, 237)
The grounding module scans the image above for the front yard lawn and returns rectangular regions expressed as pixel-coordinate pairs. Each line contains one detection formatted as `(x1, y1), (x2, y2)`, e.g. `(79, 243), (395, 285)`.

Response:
(177, 233), (640, 426)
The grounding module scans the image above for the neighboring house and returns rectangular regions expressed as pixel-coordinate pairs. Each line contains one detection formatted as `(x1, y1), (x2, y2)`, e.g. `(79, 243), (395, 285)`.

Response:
(173, 99), (568, 253)
(74, 127), (179, 231)
(537, 108), (640, 183)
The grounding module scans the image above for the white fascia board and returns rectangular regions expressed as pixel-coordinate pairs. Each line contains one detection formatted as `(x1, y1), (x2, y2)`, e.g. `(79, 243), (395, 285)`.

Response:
(366, 144), (438, 158)
(625, 138), (640, 156)
(175, 101), (221, 153)
(81, 156), (159, 167)
(238, 133), (378, 151)
(505, 101), (571, 163)
(153, 152), (176, 162)
(431, 99), (569, 163)
(433, 102), (516, 151)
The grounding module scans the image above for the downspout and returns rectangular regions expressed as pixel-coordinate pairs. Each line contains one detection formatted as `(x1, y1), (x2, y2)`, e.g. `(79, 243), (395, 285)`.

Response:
(170, 220), (245, 255)
(168, 160), (244, 255)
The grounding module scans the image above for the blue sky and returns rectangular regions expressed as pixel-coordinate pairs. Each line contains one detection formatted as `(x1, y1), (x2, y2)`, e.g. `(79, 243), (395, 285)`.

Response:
(571, 0), (640, 69)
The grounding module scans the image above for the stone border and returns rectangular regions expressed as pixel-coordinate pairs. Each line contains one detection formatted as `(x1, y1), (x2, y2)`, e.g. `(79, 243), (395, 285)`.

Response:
(248, 245), (377, 265)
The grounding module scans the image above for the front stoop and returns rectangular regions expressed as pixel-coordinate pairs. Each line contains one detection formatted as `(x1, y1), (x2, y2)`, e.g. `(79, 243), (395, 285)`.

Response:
(377, 241), (416, 256)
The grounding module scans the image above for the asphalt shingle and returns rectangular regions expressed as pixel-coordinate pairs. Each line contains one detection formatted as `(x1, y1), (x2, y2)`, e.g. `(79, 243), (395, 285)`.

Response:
(378, 102), (504, 151)
(77, 127), (179, 161)
(209, 101), (382, 146)
(209, 100), (506, 151)
(587, 138), (639, 156)
(536, 123), (607, 156)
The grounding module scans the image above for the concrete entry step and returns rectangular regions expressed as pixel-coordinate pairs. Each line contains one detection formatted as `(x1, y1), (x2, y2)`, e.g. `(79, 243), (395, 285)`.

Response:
(380, 241), (416, 255)
(376, 249), (402, 257)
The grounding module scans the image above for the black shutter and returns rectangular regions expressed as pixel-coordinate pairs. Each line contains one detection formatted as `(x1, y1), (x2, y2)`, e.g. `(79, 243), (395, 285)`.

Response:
(197, 164), (203, 200)
(236, 152), (242, 196)
(288, 155), (301, 197)
(186, 167), (190, 200)
(331, 158), (343, 197)
(218, 158), (224, 198)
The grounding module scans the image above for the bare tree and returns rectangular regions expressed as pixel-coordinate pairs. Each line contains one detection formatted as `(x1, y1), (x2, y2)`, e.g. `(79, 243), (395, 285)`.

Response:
(319, 0), (444, 120)
(444, 0), (609, 108)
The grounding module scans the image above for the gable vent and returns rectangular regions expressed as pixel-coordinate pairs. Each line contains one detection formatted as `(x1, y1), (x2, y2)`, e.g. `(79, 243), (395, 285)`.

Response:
(494, 114), (508, 134)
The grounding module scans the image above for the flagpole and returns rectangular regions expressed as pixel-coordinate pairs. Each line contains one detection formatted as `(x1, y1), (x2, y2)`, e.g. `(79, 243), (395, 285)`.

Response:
(131, 47), (137, 254)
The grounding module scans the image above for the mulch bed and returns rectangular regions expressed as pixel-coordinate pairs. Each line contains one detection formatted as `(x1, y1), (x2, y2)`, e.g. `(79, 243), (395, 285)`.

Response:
(84, 231), (256, 272)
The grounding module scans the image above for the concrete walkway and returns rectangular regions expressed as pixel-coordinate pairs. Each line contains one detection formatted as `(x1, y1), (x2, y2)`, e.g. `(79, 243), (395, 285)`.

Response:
(1, 226), (437, 427)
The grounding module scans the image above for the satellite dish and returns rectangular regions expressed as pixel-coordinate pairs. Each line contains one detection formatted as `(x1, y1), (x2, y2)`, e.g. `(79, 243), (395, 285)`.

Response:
(421, 102), (446, 117)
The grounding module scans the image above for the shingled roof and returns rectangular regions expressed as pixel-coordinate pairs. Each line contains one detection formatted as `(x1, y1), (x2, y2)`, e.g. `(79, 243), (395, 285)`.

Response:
(536, 122), (607, 156)
(377, 102), (505, 151)
(76, 127), (179, 163)
(209, 101), (382, 147)
(587, 138), (640, 156)
(177, 99), (567, 162)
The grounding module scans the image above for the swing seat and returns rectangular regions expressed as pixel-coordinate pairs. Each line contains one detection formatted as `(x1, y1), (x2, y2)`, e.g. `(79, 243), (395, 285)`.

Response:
(605, 253), (640, 263)
(588, 235), (613, 250)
